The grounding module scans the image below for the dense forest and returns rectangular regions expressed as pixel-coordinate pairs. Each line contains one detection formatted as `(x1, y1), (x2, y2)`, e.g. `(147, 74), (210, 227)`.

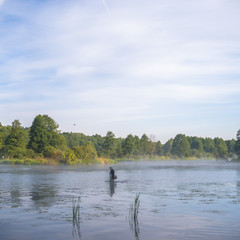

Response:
(0, 114), (239, 164)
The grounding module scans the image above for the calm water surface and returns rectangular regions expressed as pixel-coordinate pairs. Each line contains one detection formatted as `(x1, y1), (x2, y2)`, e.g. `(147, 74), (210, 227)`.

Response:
(0, 160), (240, 240)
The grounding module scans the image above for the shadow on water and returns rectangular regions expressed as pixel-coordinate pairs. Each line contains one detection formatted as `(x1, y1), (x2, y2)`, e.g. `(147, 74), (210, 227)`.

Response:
(109, 180), (116, 196)
(128, 193), (140, 240)
(10, 188), (21, 208)
(72, 196), (81, 240)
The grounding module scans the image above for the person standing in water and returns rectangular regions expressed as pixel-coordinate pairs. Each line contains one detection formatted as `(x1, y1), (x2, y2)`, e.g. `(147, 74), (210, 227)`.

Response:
(109, 167), (115, 180)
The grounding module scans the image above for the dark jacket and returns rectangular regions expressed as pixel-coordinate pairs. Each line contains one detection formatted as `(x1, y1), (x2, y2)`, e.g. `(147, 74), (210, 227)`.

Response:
(109, 168), (115, 179)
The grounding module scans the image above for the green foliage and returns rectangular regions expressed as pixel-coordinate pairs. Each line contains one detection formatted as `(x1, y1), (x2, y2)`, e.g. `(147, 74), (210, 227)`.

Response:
(189, 136), (204, 152)
(225, 139), (236, 157)
(203, 138), (216, 155)
(73, 142), (97, 163)
(149, 134), (157, 157)
(122, 134), (136, 157)
(214, 137), (228, 159)
(102, 131), (116, 158)
(171, 134), (191, 158)
(140, 134), (151, 155)
(235, 130), (240, 158)
(64, 149), (77, 165)
(115, 138), (124, 158)
(155, 141), (163, 156)
(28, 115), (50, 153)
(0, 122), (3, 150)
(163, 138), (173, 156)
(62, 132), (88, 148)
(0, 124), (11, 154)
(25, 149), (36, 158)
(82, 142), (97, 161)
(0, 115), (238, 163)
(62, 132), (104, 157)
(28, 114), (66, 153)
(43, 146), (64, 161)
(4, 120), (28, 158)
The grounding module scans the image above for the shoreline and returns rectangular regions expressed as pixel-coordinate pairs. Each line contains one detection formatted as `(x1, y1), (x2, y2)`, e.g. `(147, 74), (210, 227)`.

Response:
(0, 156), (236, 165)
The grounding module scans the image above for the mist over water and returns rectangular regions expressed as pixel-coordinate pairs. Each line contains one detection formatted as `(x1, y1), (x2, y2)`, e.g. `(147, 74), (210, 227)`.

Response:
(0, 160), (239, 240)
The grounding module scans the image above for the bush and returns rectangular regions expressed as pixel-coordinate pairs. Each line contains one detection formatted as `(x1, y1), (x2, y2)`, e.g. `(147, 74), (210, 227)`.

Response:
(43, 146), (64, 161)
(73, 142), (98, 164)
(64, 149), (77, 165)
(25, 149), (36, 158)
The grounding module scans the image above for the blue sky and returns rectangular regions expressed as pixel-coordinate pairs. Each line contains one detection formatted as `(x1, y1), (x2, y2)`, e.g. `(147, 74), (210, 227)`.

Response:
(0, 0), (239, 143)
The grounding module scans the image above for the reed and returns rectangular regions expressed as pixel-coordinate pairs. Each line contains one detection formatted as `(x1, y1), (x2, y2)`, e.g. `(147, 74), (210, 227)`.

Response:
(72, 196), (81, 221)
(129, 193), (140, 239)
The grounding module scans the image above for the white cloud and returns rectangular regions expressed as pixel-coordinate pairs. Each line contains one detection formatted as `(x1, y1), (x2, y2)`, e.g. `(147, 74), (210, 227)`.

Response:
(0, 0), (239, 141)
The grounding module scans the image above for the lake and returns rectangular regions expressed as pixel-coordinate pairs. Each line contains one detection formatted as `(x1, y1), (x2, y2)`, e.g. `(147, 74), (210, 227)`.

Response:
(0, 160), (240, 240)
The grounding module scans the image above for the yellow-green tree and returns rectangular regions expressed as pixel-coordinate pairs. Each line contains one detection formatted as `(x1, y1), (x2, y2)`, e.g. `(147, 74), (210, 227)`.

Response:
(73, 142), (97, 163)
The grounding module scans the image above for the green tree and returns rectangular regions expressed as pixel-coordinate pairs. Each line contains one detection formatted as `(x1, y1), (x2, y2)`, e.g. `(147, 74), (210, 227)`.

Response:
(133, 135), (140, 156)
(140, 134), (150, 156)
(4, 120), (28, 158)
(203, 138), (216, 156)
(235, 130), (240, 158)
(28, 114), (65, 153)
(171, 134), (191, 158)
(189, 136), (204, 157)
(102, 131), (116, 158)
(190, 137), (203, 151)
(0, 123), (3, 151)
(225, 139), (236, 158)
(62, 132), (88, 148)
(90, 134), (104, 156)
(163, 138), (173, 156)
(115, 138), (124, 158)
(122, 134), (136, 158)
(214, 137), (228, 159)
(155, 141), (163, 156)
(149, 134), (156, 157)
(83, 142), (97, 161)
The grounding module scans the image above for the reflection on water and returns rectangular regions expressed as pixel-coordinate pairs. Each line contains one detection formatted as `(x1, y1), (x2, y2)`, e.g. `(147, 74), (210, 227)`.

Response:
(109, 180), (116, 196)
(30, 183), (58, 210)
(0, 161), (240, 240)
(10, 188), (21, 208)
(72, 219), (81, 240)
(128, 193), (140, 240)
(72, 196), (81, 240)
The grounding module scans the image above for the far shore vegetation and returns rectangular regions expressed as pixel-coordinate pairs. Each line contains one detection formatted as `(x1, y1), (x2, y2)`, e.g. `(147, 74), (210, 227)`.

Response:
(0, 114), (240, 165)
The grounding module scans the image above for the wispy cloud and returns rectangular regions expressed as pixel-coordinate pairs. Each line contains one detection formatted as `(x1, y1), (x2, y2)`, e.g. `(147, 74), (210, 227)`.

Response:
(101, 0), (110, 13)
(0, 0), (239, 141)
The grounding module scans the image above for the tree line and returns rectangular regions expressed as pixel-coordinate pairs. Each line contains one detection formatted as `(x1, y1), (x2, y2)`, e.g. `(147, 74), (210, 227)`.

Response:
(0, 114), (239, 164)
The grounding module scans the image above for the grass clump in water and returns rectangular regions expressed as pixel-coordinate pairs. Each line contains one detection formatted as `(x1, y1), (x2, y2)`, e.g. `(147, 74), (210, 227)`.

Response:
(72, 196), (80, 221)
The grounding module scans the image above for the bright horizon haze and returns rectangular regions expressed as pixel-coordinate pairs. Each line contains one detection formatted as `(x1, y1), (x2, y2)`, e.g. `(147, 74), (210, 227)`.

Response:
(0, 0), (239, 143)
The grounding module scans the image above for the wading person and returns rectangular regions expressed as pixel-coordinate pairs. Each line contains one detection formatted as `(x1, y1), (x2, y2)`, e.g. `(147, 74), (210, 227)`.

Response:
(109, 167), (115, 180)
